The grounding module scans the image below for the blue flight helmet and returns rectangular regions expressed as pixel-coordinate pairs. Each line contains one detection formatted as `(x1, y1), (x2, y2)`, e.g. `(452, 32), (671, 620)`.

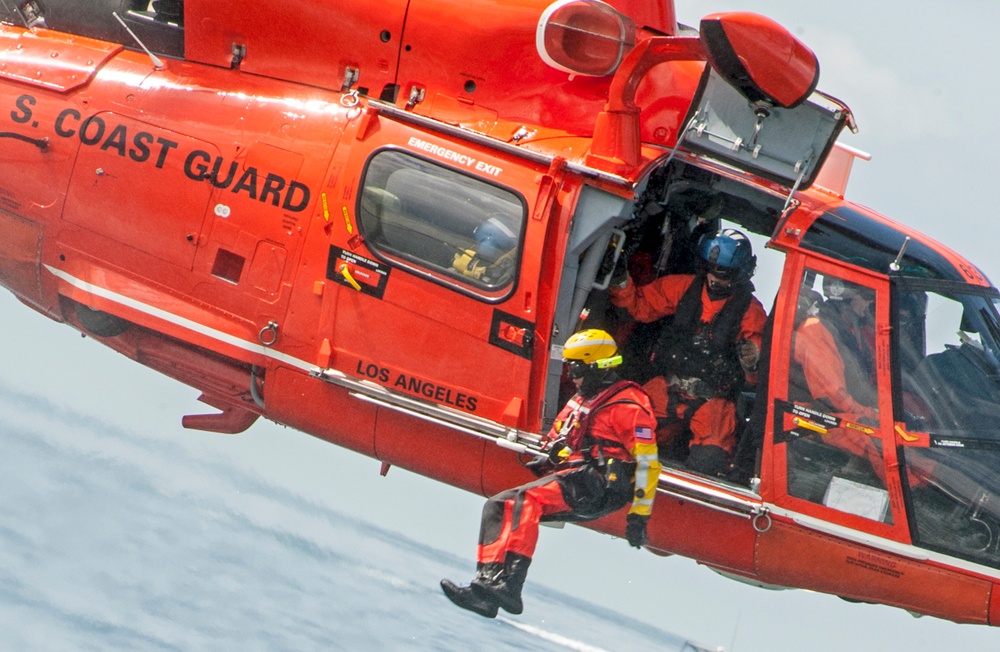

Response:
(473, 214), (517, 264)
(697, 228), (756, 283)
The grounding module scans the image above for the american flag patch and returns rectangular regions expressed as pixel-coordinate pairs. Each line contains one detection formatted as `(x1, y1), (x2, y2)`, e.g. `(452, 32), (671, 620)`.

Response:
(635, 426), (653, 441)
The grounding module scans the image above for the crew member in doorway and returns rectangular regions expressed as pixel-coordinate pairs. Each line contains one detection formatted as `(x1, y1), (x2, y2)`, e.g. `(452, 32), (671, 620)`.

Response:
(440, 329), (660, 618)
(610, 228), (767, 476)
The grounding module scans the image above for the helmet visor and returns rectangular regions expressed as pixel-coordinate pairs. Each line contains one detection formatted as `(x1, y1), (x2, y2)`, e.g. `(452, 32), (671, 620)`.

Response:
(565, 354), (622, 379)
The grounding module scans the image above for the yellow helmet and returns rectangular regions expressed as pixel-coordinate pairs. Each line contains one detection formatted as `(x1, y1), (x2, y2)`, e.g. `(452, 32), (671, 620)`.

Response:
(562, 329), (622, 377)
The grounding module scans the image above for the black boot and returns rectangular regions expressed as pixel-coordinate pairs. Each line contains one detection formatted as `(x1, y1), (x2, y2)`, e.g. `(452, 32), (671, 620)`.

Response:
(440, 579), (499, 618)
(473, 553), (531, 615)
(440, 562), (502, 618)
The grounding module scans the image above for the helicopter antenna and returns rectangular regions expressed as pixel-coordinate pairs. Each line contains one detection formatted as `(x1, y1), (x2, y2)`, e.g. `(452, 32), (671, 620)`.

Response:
(112, 11), (165, 70)
(890, 236), (911, 272)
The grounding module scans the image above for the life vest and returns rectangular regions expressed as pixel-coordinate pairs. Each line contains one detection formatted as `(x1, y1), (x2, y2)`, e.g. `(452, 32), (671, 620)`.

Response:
(555, 380), (650, 462)
(651, 274), (753, 396)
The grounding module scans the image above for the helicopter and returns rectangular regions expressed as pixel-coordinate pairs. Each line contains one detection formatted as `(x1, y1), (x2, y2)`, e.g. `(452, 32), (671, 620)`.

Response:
(2, 0), (1000, 627)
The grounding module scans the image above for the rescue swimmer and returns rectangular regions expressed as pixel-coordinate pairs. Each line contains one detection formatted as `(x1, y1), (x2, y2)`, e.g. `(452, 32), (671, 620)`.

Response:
(611, 229), (766, 476)
(440, 329), (660, 618)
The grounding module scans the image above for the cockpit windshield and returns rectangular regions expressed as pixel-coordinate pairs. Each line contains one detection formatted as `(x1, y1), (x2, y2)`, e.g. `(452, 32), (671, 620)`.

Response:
(894, 282), (1000, 569)
(896, 284), (1000, 436)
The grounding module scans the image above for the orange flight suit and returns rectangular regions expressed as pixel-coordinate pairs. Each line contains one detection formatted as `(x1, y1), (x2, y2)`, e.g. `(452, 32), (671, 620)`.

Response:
(792, 310), (884, 480)
(610, 274), (767, 461)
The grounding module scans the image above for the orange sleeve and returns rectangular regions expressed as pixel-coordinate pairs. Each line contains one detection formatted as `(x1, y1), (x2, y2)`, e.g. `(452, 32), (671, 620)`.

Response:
(609, 274), (693, 323)
(739, 297), (768, 348)
(793, 319), (876, 420)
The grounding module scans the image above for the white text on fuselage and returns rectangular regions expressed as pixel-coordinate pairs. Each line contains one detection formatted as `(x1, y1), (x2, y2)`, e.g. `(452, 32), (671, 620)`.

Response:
(407, 137), (503, 177)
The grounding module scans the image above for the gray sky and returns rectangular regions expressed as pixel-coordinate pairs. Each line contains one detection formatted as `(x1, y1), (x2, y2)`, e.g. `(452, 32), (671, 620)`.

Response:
(2, 1), (1000, 650)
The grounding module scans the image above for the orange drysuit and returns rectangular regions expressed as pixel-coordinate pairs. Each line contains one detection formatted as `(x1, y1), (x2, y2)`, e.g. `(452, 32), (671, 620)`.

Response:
(477, 381), (659, 565)
(610, 274), (766, 463)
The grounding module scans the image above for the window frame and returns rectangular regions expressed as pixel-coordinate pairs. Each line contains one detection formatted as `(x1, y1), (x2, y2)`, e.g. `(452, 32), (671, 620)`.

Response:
(354, 146), (529, 303)
(764, 251), (908, 541)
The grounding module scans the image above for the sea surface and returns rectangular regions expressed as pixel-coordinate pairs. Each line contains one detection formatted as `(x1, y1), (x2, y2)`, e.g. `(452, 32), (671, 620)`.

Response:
(0, 385), (699, 651)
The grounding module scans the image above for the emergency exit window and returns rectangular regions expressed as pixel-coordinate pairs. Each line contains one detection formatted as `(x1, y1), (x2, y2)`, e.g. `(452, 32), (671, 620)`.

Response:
(357, 149), (525, 295)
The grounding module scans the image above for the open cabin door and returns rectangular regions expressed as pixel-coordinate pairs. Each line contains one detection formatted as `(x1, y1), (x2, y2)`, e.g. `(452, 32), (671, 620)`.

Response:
(314, 123), (553, 493)
(679, 67), (851, 191)
(761, 253), (911, 545)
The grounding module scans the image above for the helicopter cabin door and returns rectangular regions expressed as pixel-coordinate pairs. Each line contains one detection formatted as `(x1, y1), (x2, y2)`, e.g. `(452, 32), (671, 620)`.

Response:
(762, 254), (910, 545)
(319, 128), (549, 490)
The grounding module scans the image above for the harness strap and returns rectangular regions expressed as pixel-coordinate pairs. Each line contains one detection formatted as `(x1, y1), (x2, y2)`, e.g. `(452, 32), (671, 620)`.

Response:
(653, 275), (754, 393)
(576, 389), (652, 462)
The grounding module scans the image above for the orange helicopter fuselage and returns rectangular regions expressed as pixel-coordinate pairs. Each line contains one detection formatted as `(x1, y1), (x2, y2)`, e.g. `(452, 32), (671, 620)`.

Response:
(1, 0), (1000, 627)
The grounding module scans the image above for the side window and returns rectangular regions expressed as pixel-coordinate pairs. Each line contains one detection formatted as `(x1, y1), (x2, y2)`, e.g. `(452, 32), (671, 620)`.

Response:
(781, 268), (890, 522)
(357, 149), (525, 294)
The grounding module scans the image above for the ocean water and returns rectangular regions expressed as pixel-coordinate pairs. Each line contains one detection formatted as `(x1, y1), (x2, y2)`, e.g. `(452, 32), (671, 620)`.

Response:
(0, 386), (696, 651)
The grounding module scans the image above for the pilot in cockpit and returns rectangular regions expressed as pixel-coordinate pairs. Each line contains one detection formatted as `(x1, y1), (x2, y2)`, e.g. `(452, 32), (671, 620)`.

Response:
(902, 292), (1000, 430)
(791, 275), (884, 481)
(451, 213), (518, 287)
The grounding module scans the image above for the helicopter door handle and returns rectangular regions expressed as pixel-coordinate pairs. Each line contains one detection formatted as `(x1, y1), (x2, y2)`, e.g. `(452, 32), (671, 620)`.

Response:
(339, 264), (363, 291)
(793, 416), (828, 435)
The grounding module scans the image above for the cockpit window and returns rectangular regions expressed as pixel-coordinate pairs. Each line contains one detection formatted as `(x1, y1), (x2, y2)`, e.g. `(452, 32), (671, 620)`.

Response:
(895, 286), (1000, 435)
(357, 149), (525, 295)
(894, 283), (1000, 568)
